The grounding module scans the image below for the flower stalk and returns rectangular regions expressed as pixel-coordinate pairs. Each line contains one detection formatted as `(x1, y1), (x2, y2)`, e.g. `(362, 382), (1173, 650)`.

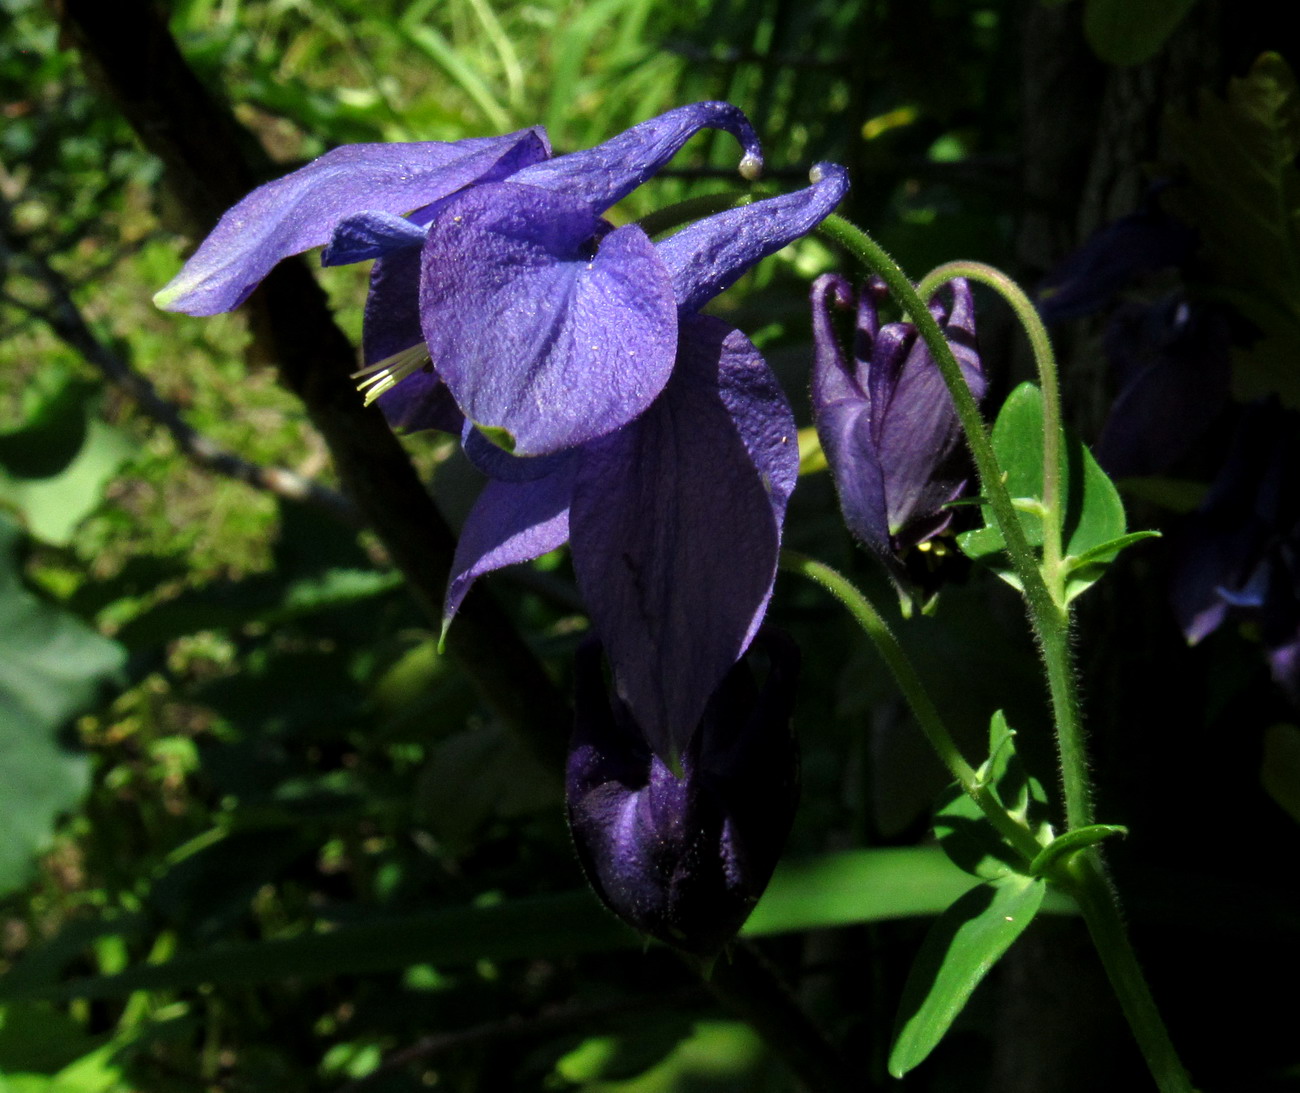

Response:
(815, 218), (1192, 1093)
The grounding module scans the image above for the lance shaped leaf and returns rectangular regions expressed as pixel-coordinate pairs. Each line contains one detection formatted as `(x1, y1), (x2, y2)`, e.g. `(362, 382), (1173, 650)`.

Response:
(889, 872), (1048, 1078)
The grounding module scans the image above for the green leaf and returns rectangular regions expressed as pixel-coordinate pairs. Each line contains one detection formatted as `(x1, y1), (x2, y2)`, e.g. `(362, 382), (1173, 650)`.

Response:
(745, 847), (986, 934)
(888, 874), (1048, 1078)
(1, 848), (1077, 1002)
(1167, 53), (1300, 408)
(934, 711), (1052, 879)
(1083, 0), (1200, 67)
(1029, 824), (1128, 876)
(1261, 723), (1300, 824)
(0, 516), (125, 898)
(956, 383), (1142, 600)
(0, 376), (133, 547)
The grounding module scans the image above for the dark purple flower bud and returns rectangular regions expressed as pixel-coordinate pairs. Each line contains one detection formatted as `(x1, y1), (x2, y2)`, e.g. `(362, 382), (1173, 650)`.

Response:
(566, 632), (800, 956)
(810, 274), (986, 583)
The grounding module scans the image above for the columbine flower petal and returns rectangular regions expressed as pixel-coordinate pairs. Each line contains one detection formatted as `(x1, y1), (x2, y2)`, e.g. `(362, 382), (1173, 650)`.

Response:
(656, 163), (849, 315)
(569, 314), (798, 762)
(444, 454), (578, 627)
(511, 101), (763, 213)
(419, 182), (678, 456)
(566, 632), (800, 955)
(154, 129), (550, 315)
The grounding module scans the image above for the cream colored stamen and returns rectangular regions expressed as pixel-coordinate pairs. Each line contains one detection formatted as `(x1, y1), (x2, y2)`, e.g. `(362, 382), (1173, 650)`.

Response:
(351, 343), (432, 406)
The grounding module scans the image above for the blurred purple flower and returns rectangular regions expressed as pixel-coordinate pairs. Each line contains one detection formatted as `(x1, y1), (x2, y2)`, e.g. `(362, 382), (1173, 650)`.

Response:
(1035, 192), (1226, 479)
(566, 631), (800, 955)
(1093, 295), (1231, 478)
(1035, 194), (1195, 325)
(1171, 401), (1300, 703)
(155, 103), (766, 456)
(810, 274), (985, 584)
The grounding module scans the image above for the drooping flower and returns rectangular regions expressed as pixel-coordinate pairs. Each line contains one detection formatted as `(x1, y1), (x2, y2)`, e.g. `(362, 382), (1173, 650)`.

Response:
(566, 631), (800, 956)
(442, 165), (848, 763)
(155, 103), (766, 457)
(810, 273), (985, 583)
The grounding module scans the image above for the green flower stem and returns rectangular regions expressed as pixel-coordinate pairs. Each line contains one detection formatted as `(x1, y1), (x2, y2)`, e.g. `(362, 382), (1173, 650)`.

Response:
(1066, 855), (1196, 1093)
(916, 260), (1066, 603)
(779, 550), (1043, 864)
(814, 222), (1190, 1090)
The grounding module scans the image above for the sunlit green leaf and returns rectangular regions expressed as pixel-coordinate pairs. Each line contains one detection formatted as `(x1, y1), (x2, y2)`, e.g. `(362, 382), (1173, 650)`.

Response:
(0, 376), (133, 547)
(889, 874), (1047, 1077)
(1030, 824), (1128, 876)
(0, 516), (124, 897)
(956, 383), (1146, 600)
(934, 711), (1052, 880)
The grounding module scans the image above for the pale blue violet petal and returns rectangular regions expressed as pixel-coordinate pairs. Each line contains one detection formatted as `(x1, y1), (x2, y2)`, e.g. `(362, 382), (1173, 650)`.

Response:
(512, 102), (763, 213)
(569, 314), (798, 762)
(155, 128), (549, 315)
(657, 162), (848, 316)
(443, 454), (578, 627)
(420, 182), (677, 456)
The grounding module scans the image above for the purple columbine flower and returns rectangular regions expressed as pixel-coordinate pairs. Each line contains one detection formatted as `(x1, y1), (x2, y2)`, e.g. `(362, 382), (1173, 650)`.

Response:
(566, 631), (800, 956)
(155, 103), (767, 457)
(441, 164), (848, 765)
(810, 274), (986, 583)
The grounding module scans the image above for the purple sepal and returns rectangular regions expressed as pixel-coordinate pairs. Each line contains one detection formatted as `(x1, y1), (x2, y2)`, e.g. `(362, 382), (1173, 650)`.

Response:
(444, 455), (578, 624)
(154, 129), (550, 316)
(419, 182), (678, 456)
(811, 274), (985, 571)
(512, 102), (763, 214)
(566, 631), (800, 956)
(570, 315), (798, 762)
(322, 211), (428, 265)
(657, 163), (849, 316)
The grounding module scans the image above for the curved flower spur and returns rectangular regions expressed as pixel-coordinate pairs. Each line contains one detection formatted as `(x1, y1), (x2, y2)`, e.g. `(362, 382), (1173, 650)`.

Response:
(566, 631), (800, 957)
(154, 103), (766, 458)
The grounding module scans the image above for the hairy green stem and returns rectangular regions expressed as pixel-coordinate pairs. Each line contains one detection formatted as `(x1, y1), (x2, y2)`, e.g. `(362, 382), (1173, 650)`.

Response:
(779, 550), (1042, 864)
(916, 260), (1066, 603)
(815, 221), (1188, 1089)
(1067, 855), (1196, 1093)
(816, 216), (1089, 831)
